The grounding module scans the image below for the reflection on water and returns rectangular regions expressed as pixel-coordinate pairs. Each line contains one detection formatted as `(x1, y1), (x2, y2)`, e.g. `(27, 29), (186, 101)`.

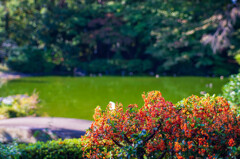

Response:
(0, 79), (7, 88)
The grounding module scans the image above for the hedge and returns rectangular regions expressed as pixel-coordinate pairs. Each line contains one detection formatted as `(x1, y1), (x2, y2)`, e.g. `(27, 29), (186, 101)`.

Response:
(18, 139), (83, 159)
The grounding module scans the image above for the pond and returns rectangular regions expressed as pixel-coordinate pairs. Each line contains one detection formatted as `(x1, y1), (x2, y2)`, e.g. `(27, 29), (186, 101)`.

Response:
(0, 76), (227, 120)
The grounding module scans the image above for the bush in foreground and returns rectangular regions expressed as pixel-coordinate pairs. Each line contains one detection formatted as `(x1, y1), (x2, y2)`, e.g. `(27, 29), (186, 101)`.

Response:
(1, 91), (239, 159)
(18, 139), (83, 159)
(176, 94), (240, 158)
(81, 91), (240, 158)
(0, 142), (20, 159)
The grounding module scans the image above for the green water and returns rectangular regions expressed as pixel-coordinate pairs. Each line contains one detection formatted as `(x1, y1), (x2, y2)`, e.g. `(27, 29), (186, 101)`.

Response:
(0, 76), (227, 120)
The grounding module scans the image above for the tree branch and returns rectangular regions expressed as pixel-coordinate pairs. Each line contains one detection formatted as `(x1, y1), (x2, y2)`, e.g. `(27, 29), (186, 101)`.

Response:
(143, 120), (162, 145)
(177, 108), (182, 113)
(112, 138), (123, 148)
(158, 150), (167, 159)
(123, 134), (133, 145)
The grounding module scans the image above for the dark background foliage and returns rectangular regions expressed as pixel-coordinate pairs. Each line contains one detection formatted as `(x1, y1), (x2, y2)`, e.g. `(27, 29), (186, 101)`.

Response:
(0, 0), (239, 75)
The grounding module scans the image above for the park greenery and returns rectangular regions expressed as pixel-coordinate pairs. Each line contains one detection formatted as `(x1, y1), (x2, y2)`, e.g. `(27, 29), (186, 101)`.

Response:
(0, 0), (240, 158)
(0, 91), (239, 158)
(0, 0), (239, 76)
(0, 141), (20, 159)
(0, 93), (39, 119)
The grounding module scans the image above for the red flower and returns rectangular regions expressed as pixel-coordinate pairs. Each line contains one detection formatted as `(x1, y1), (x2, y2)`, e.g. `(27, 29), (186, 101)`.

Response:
(228, 138), (235, 147)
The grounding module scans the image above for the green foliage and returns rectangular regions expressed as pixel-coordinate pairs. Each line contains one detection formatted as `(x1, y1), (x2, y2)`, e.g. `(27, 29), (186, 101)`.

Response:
(7, 47), (55, 73)
(0, 93), (39, 119)
(222, 73), (240, 113)
(0, 0), (239, 75)
(0, 142), (21, 159)
(88, 59), (113, 74)
(79, 59), (153, 75)
(18, 139), (83, 159)
(235, 53), (240, 65)
(126, 59), (142, 73)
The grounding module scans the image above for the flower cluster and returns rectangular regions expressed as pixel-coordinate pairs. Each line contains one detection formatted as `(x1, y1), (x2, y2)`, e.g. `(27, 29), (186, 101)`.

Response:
(176, 94), (240, 158)
(81, 91), (240, 158)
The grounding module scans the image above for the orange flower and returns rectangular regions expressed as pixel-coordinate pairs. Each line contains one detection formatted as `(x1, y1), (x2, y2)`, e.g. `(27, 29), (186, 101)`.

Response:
(198, 138), (204, 145)
(187, 141), (193, 149)
(168, 141), (173, 149)
(228, 138), (235, 147)
(176, 154), (184, 159)
(190, 123), (195, 128)
(159, 139), (166, 151)
(174, 142), (181, 152)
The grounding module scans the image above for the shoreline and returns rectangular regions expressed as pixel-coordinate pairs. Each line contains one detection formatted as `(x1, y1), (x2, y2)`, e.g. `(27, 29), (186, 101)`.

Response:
(0, 72), (29, 80)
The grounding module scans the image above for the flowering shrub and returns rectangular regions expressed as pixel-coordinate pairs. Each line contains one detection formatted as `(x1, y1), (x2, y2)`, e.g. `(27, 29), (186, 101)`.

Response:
(222, 73), (240, 113)
(0, 93), (39, 119)
(176, 94), (240, 158)
(81, 91), (240, 158)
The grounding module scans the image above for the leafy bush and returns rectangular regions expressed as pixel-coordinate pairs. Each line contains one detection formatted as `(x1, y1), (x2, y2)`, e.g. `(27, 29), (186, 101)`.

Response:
(142, 60), (154, 73)
(0, 93), (39, 119)
(7, 47), (55, 73)
(0, 142), (21, 159)
(124, 59), (153, 74)
(88, 59), (113, 74)
(126, 59), (143, 74)
(79, 59), (154, 75)
(81, 91), (240, 158)
(18, 139), (83, 159)
(176, 94), (240, 158)
(223, 73), (240, 113)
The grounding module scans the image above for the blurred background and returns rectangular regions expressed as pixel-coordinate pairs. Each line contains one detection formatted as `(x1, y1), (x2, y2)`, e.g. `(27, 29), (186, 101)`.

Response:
(0, 0), (239, 76)
(0, 0), (239, 120)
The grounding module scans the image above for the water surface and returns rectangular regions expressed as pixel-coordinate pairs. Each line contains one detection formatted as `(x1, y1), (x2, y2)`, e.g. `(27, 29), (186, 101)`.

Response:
(0, 76), (227, 120)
